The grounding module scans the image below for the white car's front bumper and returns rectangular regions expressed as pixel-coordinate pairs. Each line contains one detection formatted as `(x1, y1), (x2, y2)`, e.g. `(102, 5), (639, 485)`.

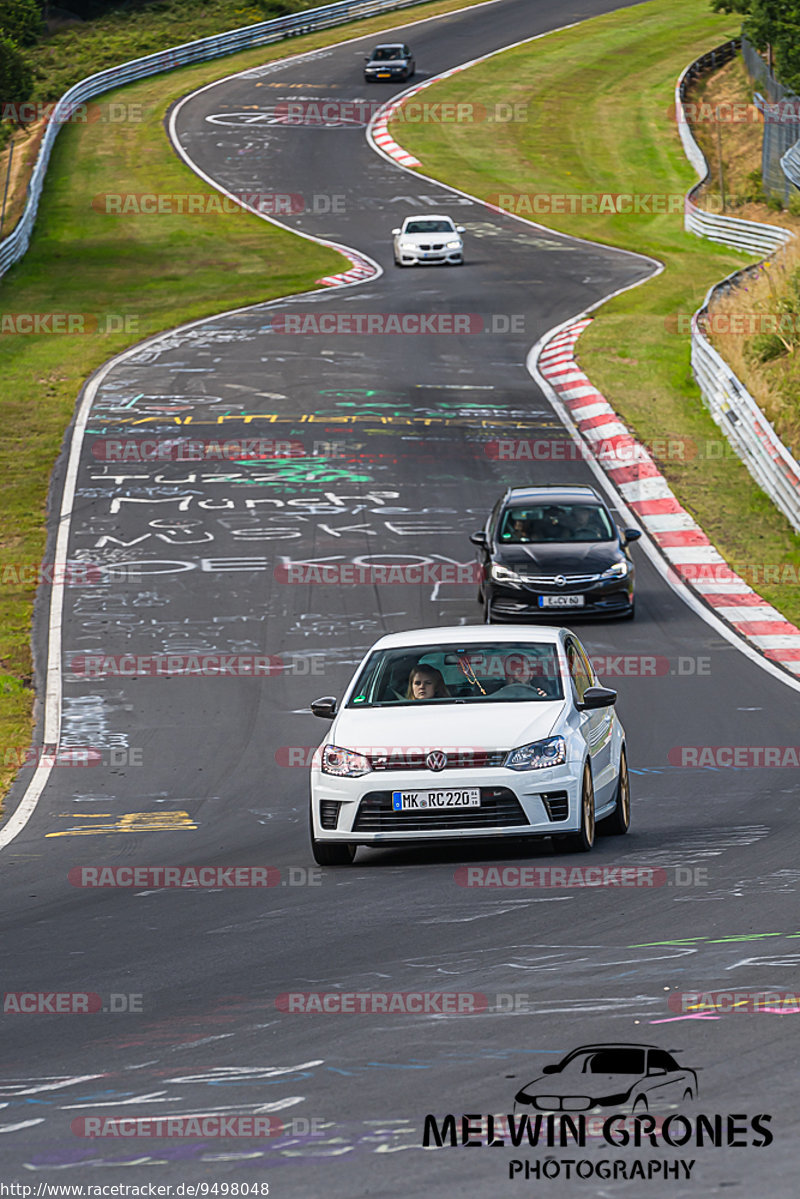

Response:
(310, 761), (584, 844)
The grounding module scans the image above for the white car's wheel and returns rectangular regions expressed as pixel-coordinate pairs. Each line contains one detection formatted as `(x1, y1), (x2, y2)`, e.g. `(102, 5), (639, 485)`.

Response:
(598, 747), (630, 836)
(559, 763), (595, 853)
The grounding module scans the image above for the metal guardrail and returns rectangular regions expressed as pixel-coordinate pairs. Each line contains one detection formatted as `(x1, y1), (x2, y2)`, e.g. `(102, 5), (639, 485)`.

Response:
(676, 42), (800, 533)
(676, 38), (792, 255)
(0, 0), (431, 278)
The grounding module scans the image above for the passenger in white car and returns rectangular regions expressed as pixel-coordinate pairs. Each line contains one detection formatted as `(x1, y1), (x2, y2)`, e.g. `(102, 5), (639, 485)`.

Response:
(405, 665), (450, 700)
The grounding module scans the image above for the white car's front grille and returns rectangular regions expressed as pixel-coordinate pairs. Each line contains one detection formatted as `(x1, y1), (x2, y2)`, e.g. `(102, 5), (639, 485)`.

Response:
(371, 750), (508, 771)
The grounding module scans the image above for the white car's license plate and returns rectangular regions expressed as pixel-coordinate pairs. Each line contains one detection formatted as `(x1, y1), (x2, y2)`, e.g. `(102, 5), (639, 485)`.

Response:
(392, 789), (480, 811)
(539, 594), (585, 608)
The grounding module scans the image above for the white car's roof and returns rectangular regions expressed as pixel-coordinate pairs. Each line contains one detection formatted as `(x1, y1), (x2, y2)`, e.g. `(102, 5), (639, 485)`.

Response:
(402, 214), (455, 225)
(367, 626), (565, 650)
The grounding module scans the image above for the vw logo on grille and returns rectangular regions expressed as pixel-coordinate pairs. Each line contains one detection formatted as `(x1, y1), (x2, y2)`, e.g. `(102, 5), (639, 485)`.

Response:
(554, 574), (567, 587)
(426, 750), (448, 772)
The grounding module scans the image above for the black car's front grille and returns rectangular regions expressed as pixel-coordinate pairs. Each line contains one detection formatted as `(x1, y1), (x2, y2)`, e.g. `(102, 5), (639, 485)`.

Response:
(371, 750), (508, 771)
(353, 787), (528, 832)
(319, 801), (341, 830)
(541, 791), (569, 822)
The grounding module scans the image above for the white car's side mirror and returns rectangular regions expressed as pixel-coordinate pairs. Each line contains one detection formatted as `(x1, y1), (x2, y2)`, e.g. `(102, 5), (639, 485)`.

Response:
(456, 226), (465, 233)
(391, 228), (401, 236)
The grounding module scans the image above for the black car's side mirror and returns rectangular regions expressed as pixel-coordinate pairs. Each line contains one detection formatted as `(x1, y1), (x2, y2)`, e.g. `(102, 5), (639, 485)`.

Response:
(311, 696), (338, 719)
(577, 686), (617, 711)
(542, 1064), (559, 1075)
(623, 528), (641, 543)
(469, 530), (487, 546)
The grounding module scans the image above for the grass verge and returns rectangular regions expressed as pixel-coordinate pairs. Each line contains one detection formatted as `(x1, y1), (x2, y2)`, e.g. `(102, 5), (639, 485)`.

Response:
(389, 0), (800, 623)
(0, 0), (499, 806)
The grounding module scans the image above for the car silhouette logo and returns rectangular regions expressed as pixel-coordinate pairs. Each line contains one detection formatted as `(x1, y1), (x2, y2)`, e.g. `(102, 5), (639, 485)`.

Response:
(426, 750), (447, 772)
(554, 575), (567, 587)
(513, 1043), (699, 1114)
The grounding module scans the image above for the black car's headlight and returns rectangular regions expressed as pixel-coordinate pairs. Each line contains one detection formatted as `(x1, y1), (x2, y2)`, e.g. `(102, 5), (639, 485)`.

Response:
(321, 745), (371, 777)
(491, 562), (522, 582)
(505, 737), (567, 771)
(600, 561), (630, 579)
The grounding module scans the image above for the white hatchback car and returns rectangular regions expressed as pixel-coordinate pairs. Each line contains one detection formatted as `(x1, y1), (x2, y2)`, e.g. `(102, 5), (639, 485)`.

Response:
(309, 626), (629, 865)
(392, 215), (464, 266)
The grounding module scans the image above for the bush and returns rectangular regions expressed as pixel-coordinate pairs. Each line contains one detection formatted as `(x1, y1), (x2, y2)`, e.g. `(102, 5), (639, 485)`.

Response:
(0, 34), (33, 107)
(747, 332), (788, 363)
(0, 0), (43, 47)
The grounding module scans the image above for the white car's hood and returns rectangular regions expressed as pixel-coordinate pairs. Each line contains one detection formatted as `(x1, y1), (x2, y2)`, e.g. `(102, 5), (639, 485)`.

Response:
(398, 230), (459, 246)
(331, 701), (564, 754)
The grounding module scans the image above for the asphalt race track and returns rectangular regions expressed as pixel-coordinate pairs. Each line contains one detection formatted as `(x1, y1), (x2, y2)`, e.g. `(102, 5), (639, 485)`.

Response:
(1, 0), (799, 1194)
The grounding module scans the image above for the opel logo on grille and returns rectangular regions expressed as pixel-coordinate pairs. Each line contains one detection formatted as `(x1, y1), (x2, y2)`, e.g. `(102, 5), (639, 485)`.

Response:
(554, 574), (567, 587)
(426, 750), (448, 772)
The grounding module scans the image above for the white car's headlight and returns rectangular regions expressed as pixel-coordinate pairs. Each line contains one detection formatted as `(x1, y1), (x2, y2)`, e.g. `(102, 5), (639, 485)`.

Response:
(491, 562), (521, 582)
(601, 561), (629, 579)
(398, 240), (415, 251)
(321, 745), (371, 777)
(505, 737), (567, 771)
(445, 239), (462, 249)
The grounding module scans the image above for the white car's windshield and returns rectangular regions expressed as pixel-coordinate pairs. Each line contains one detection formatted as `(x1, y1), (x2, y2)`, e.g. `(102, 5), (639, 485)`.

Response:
(403, 220), (455, 233)
(346, 642), (563, 707)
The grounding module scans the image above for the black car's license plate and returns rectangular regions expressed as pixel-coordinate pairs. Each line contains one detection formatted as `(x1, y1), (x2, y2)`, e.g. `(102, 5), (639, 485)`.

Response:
(539, 595), (585, 608)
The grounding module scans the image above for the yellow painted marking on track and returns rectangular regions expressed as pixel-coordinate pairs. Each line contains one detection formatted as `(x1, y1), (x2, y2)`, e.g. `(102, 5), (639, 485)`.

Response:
(46, 811), (197, 837)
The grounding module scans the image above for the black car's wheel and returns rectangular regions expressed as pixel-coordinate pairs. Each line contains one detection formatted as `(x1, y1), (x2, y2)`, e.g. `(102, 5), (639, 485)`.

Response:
(559, 763), (595, 853)
(598, 748), (630, 836)
(310, 807), (356, 866)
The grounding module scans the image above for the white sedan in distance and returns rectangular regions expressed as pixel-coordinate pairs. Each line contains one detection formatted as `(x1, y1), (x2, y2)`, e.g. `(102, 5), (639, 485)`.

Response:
(392, 215), (464, 266)
(308, 625), (629, 865)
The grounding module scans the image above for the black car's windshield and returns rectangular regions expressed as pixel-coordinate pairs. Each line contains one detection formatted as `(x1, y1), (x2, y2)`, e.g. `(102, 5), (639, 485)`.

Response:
(500, 503), (615, 544)
(372, 46), (404, 60)
(404, 219), (454, 233)
(346, 643), (564, 707)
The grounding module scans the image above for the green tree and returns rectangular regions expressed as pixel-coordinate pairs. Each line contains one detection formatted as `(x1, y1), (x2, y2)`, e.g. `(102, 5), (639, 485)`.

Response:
(0, 0), (43, 47)
(0, 33), (34, 107)
(712, 0), (800, 92)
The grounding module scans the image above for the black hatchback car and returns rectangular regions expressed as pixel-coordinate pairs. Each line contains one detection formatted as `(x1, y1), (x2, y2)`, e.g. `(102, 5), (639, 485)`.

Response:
(364, 43), (415, 82)
(471, 485), (641, 622)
